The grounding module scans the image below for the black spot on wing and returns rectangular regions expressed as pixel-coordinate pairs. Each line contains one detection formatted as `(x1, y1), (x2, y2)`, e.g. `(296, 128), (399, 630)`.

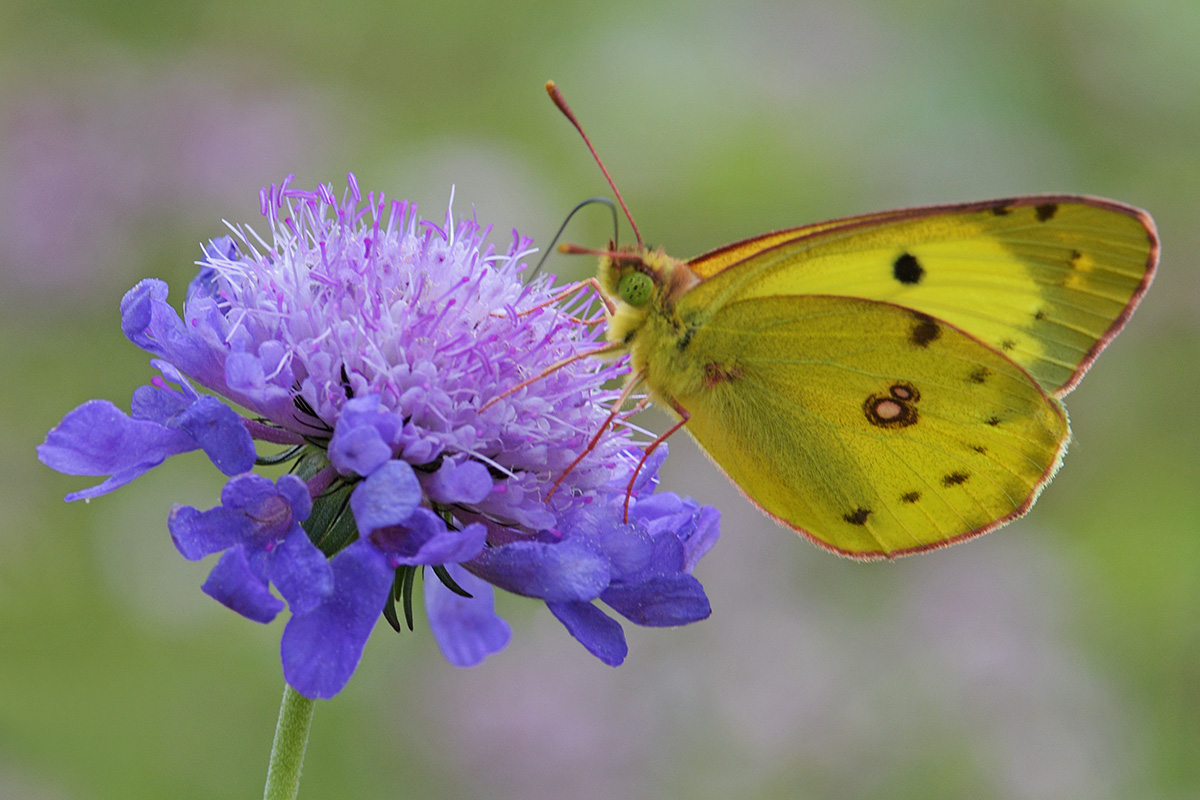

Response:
(991, 205), (1012, 216)
(843, 507), (872, 525)
(900, 491), (921, 504)
(1035, 203), (1058, 222)
(968, 367), (990, 384)
(971, 444), (988, 455)
(942, 471), (970, 487)
(893, 252), (924, 285)
(1034, 309), (1046, 321)
(985, 415), (1002, 427)
(909, 312), (941, 348)
(1000, 339), (1017, 352)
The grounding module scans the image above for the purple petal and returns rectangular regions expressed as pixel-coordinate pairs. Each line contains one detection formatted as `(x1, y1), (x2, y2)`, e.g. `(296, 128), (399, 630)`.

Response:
(629, 444), (668, 496)
(328, 424), (393, 477)
(174, 394), (256, 476)
(280, 541), (393, 699)
(120, 279), (180, 356)
(425, 459), (492, 505)
(571, 512), (656, 581)
(426, 564), (512, 667)
(372, 511), (487, 566)
(413, 520), (486, 564)
(120, 279), (222, 384)
(268, 525), (334, 615)
(224, 345), (295, 412)
(547, 601), (627, 666)
(276, 473), (314, 521)
(349, 459), (421, 535)
(38, 400), (197, 500)
(202, 548), (284, 623)
(466, 539), (610, 602)
(130, 368), (197, 424)
(131, 362), (256, 476)
(601, 574), (711, 627)
(681, 506), (721, 573)
(170, 473), (312, 560)
(168, 503), (244, 560)
(328, 395), (403, 476)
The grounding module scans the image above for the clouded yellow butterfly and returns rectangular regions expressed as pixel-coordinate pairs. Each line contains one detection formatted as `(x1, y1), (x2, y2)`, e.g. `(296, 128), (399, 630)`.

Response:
(546, 81), (1158, 560)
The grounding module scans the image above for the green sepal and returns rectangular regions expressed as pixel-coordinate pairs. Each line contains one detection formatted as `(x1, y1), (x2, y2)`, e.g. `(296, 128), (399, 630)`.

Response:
(256, 444), (306, 466)
(288, 448), (360, 557)
(382, 565), (419, 633)
(400, 564), (417, 631)
(431, 564), (473, 598)
(382, 569), (404, 633)
(290, 447), (331, 481)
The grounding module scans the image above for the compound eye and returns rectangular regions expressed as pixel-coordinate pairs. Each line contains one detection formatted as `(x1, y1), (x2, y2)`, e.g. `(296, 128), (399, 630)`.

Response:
(617, 271), (653, 306)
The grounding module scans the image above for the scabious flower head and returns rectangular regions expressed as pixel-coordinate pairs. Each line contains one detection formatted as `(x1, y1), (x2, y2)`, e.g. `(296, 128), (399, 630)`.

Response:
(39, 175), (720, 698)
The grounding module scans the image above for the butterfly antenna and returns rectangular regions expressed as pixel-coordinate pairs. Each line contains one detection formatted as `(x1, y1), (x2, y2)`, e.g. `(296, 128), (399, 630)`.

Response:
(529, 196), (619, 280)
(546, 80), (644, 249)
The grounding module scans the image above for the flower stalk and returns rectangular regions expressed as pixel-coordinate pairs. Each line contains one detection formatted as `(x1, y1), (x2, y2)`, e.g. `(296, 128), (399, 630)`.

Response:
(262, 685), (316, 800)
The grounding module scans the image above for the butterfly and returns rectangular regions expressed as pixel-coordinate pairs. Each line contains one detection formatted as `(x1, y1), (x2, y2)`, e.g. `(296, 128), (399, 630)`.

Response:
(545, 82), (1159, 560)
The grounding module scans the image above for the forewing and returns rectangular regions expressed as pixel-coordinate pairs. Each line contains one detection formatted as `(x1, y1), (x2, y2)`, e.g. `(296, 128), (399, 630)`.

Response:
(684, 197), (1157, 397)
(667, 294), (1068, 559)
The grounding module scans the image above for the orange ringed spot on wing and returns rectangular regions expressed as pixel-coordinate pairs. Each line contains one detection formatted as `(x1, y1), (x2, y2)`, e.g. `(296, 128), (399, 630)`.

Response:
(864, 382), (920, 429)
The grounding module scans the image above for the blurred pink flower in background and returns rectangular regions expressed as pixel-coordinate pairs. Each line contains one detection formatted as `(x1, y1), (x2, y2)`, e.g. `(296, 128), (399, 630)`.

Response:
(424, 531), (1133, 800)
(0, 56), (336, 294)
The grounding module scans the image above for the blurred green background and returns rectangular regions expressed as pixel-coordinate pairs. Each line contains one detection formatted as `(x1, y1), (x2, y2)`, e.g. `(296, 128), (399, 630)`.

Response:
(3, 0), (1198, 797)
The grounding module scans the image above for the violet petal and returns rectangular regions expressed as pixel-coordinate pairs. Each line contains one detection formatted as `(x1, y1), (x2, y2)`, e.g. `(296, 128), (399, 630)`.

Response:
(547, 600), (627, 666)
(426, 564), (512, 667)
(201, 547), (284, 624)
(280, 541), (393, 699)
(349, 459), (421, 535)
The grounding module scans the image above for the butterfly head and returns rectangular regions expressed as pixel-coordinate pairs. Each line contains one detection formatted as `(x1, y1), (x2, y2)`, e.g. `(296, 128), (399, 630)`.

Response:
(597, 245), (699, 348)
(599, 246), (696, 306)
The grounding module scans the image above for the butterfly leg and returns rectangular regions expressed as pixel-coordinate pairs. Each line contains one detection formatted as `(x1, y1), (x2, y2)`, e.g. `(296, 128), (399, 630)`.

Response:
(546, 371), (646, 499)
(490, 277), (615, 324)
(479, 340), (623, 411)
(623, 399), (691, 522)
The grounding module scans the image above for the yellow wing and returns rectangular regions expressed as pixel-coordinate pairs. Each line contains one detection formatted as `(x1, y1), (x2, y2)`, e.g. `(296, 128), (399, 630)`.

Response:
(645, 294), (1069, 559)
(683, 196), (1158, 397)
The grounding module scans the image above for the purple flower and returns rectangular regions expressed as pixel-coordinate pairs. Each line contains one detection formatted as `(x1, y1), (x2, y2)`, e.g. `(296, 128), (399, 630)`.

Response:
(169, 473), (328, 622)
(38, 175), (721, 699)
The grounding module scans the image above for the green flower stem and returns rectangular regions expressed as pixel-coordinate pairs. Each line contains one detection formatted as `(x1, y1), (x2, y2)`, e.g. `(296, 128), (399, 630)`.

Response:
(263, 684), (317, 800)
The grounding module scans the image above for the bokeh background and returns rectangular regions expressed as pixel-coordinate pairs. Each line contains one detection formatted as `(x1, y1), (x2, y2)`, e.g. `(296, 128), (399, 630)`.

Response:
(3, 1), (1198, 798)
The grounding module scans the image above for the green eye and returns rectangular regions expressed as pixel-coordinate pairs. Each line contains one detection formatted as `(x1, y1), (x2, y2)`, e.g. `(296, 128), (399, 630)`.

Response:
(618, 272), (654, 306)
